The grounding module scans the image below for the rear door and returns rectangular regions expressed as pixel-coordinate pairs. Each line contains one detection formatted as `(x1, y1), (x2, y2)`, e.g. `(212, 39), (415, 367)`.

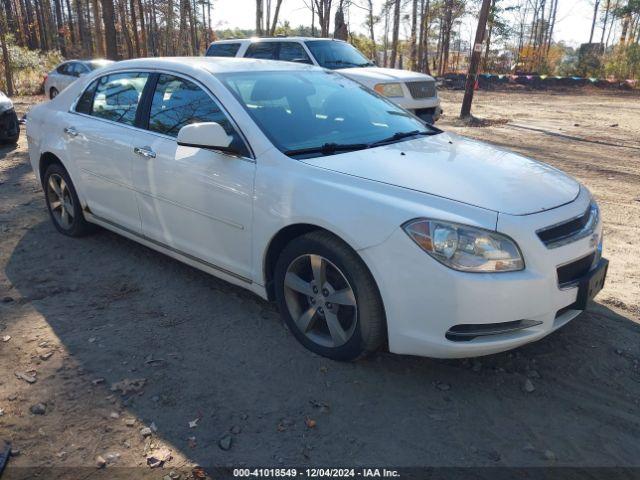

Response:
(65, 71), (150, 233)
(131, 73), (255, 279)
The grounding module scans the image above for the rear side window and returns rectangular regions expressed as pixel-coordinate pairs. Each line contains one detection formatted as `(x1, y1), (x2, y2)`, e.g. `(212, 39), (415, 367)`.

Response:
(278, 43), (312, 64)
(147, 74), (248, 156)
(75, 80), (99, 114)
(56, 63), (70, 75)
(206, 43), (241, 57)
(90, 72), (149, 126)
(244, 42), (277, 59)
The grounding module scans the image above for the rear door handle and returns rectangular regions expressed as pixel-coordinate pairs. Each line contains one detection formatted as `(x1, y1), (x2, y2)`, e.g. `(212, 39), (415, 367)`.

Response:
(134, 146), (156, 159)
(63, 126), (78, 137)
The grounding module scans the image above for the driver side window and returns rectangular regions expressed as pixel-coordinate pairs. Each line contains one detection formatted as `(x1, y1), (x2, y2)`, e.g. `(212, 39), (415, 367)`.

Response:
(147, 74), (248, 156)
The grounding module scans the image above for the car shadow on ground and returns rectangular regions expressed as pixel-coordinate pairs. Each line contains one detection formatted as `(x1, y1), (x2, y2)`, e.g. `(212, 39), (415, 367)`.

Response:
(4, 215), (640, 468)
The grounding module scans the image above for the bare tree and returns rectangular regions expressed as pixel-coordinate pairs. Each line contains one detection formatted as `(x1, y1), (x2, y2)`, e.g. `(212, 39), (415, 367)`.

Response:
(389, 0), (400, 67)
(409, 0), (418, 69)
(0, 8), (13, 95)
(314, 0), (332, 36)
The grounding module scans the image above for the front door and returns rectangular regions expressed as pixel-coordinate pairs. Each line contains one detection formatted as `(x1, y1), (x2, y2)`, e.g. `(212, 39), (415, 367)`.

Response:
(132, 73), (255, 279)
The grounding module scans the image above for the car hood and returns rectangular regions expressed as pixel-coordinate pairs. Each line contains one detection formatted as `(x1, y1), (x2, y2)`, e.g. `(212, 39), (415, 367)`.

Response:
(338, 67), (434, 83)
(300, 132), (580, 215)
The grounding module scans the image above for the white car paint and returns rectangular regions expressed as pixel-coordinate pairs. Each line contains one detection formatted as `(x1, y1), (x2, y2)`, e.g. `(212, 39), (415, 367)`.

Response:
(207, 37), (442, 121)
(26, 57), (605, 359)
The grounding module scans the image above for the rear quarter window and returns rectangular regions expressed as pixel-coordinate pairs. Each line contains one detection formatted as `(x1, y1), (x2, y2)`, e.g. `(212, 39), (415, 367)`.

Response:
(206, 43), (242, 57)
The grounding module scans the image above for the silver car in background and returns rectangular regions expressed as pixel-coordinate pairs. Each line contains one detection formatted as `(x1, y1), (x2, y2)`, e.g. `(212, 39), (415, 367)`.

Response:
(44, 59), (114, 99)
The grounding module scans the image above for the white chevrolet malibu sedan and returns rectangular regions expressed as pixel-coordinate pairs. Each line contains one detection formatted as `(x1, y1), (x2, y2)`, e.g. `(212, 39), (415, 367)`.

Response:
(26, 58), (608, 360)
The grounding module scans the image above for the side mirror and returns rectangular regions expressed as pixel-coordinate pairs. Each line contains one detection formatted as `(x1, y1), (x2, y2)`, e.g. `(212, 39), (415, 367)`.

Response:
(177, 122), (236, 155)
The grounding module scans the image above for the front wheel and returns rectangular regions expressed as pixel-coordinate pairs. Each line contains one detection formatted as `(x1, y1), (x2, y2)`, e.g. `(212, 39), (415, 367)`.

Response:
(274, 231), (386, 361)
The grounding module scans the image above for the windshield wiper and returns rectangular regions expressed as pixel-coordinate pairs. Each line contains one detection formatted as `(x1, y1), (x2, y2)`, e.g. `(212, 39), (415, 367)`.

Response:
(284, 142), (369, 157)
(368, 129), (437, 147)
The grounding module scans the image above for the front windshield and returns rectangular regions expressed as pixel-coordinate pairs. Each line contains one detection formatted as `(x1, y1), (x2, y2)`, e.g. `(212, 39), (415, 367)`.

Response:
(219, 70), (438, 158)
(305, 40), (374, 69)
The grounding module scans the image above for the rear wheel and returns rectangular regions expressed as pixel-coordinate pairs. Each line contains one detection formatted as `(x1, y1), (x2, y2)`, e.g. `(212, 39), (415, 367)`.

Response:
(43, 163), (94, 237)
(50, 87), (58, 99)
(274, 231), (386, 361)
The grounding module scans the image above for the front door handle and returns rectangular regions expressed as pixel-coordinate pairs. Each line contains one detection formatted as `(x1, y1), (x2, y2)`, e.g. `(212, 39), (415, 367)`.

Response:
(134, 146), (156, 159)
(63, 126), (78, 137)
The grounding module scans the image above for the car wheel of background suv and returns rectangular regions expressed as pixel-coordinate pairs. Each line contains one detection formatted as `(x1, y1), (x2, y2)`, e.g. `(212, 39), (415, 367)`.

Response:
(274, 230), (386, 361)
(43, 163), (95, 237)
(50, 87), (58, 99)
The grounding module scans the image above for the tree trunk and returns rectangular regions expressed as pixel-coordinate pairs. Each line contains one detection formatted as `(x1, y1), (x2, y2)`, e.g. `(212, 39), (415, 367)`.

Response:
(588, 0), (600, 43)
(166, 0), (174, 54)
(440, 0), (453, 75)
(75, 0), (88, 53)
(64, 0), (75, 43)
(118, 0), (133, 57)
(53, 0), (66, 55)
(409, 0), (418, 70)
(482, 0), (496, 71)
(256, 0), (262, 35)
(269, 0), (283, 36)
(34, 0), (48, 49)
(190, 0), (197, 52)
(389, 0), (400, 68)
(178, 0), (191, 55)
(0, 10), (13, 96)
(129, 0), (141, 56)
(91, 0), (104, 56)
(101, 0), (119, 58)
(421, 0), (431, 74)
(382, 2), (389, 66)
(367, 0), (376, 60)
(137, 0), (147, 55)
(599, 0), (610, 45)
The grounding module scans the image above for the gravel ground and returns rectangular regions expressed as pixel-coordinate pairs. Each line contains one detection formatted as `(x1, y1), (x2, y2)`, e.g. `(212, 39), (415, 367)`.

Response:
(0, 91), (639, 478)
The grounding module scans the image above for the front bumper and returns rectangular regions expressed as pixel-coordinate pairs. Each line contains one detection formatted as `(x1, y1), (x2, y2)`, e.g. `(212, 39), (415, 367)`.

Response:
(360, 188), (604, 358)
(0, 108), (19, 141)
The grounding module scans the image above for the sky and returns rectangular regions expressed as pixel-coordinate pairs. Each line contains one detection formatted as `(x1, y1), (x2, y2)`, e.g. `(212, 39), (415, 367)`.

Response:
(210, 0), (603, 48)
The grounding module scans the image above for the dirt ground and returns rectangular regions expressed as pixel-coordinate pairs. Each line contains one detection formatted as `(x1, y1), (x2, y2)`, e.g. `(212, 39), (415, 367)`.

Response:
(0, 90), (639, 478)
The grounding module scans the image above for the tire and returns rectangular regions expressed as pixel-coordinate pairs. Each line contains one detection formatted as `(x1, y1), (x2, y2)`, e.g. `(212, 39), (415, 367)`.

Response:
(274, 230), (386, 361)
(43, 163), (95, 237)
(50, 87), (58, 99)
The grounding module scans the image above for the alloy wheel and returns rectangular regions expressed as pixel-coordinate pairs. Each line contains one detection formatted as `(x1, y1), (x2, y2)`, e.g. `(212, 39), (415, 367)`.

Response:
(46, 173), (75, 230)
(283, 254), (358, 348)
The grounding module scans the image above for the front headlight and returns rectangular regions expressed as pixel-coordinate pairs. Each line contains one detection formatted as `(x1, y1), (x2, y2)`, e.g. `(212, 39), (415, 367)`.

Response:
(403, 219), (525, 272)
(374, 82), (404, 97)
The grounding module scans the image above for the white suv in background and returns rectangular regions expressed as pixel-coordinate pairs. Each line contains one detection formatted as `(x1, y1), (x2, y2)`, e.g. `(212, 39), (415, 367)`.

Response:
(206, 37), (442, 123)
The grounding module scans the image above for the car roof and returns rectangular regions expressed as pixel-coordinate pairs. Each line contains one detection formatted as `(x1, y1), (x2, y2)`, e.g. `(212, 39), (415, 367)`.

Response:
(210, 37), (345, 44)
(100, 56), (323, 75)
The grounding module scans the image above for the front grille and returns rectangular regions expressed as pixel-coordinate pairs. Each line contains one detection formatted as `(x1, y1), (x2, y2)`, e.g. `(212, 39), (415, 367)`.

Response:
(406, 80), (436, 99)
(557, 253), (595, 287)
(536, 202), (598, 249)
